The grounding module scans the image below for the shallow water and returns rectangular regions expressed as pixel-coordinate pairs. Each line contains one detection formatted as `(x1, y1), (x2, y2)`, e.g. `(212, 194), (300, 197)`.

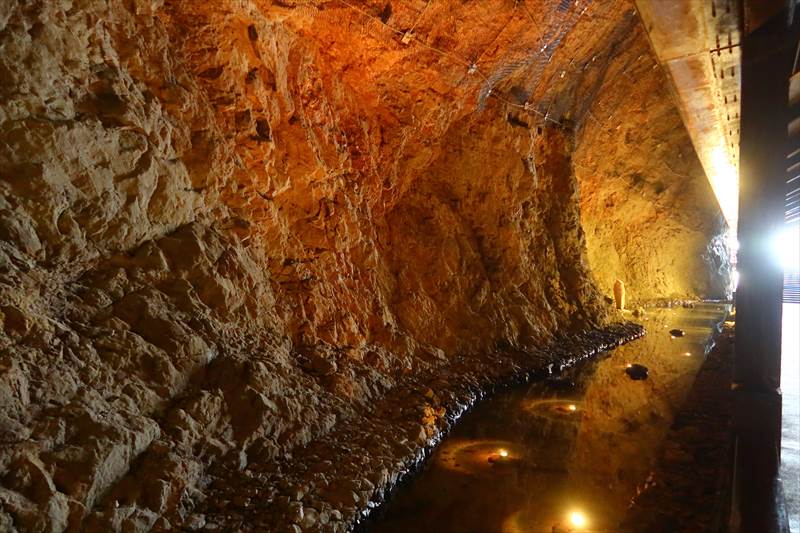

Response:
(369, 303), (729, 533)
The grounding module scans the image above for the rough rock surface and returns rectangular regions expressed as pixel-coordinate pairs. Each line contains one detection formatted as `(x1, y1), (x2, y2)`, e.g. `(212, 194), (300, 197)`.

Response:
(573, 20), (732, 302)
(0, 0), (729, 531)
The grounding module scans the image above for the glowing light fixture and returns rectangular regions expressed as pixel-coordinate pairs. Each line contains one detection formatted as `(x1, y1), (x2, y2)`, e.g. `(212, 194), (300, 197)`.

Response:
(626, 363), (633, 368)
(568, 404), (577, 412)
(771, 223), (800, 272)
(569, 510), (587, 529)
(683, 352), (692, 357)
(498, 449), (509, 458)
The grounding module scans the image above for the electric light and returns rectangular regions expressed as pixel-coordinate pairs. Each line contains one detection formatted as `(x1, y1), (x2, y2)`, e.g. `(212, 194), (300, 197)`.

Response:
(708, 145), (739, 233)
(569, 510), (587, 529)
(568, 404), (577, 411)
(771, 223), (800, 272)
(498, 449), (508, 457)
(683, 352), (692, 357)
(626, 363), (632, 368)
(727, 232), (739, 257)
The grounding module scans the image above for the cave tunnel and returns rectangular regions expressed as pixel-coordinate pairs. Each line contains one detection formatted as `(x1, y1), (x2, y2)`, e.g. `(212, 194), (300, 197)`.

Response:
(0, 0), (799, 532)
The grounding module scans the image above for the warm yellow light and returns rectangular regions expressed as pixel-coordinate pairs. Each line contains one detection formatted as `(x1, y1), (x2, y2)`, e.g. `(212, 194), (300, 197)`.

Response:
(708, 145), (739, 233)
(568, 404), (577, 411)
(683, 352), (692, 357)
(498, 449), (508, 457)
(626, 363), (633, 368)
(569, 511), (587, 528)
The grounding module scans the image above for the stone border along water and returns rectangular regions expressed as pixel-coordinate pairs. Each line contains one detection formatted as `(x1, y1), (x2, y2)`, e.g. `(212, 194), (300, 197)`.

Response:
(190, 321), (644, 532)
(347, 321), (645, 532)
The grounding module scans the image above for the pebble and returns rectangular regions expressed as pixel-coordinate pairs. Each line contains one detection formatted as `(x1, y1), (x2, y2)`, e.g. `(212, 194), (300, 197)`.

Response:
(301, 507), (319, 528)
(232, 495), (250, 508)
(626, 363), (649, 380)
(185, 513), (206, 530)
(287, 501), (304, 522)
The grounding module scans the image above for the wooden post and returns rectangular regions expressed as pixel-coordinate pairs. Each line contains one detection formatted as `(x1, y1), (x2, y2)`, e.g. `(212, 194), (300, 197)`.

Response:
(732, 7), (796, 531)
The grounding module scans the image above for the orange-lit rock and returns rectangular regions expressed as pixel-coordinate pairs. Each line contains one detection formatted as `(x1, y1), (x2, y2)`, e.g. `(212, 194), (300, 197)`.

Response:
(0, 0), (729, 530)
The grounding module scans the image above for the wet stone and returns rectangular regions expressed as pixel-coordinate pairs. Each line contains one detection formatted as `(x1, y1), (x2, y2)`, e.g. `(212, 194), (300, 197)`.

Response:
(626, 363), (649, 380)
(185, 513), (206, 530)
(301, 507), (319, 528)
(545, 377), (576, 389)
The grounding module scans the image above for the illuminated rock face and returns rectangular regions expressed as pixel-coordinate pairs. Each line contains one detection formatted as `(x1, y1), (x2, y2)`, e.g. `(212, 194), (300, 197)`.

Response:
(573, 19), (732, 302)
(0, 0), (728, 530)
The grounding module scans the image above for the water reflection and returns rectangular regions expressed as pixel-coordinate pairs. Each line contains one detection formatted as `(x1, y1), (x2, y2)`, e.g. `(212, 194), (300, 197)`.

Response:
(370, 304), (729, 533)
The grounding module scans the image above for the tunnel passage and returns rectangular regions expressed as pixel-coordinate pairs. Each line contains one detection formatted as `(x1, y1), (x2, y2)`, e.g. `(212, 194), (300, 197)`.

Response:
(0, 0), (731, 531)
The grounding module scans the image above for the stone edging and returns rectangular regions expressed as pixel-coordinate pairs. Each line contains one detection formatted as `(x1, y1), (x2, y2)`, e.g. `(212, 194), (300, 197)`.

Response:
(186, 322), (645, 532)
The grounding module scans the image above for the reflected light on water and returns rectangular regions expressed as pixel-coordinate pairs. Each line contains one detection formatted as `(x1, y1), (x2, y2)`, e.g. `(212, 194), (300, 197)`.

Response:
(520, 398), (583, 417)
(435, 439), (520, 475)
(372, 304), (732, 533)
(500, 508), (590, 533)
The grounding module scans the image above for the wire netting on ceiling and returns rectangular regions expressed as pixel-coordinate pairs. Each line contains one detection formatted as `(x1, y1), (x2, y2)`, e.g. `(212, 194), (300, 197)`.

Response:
(476, 0), (590, 112)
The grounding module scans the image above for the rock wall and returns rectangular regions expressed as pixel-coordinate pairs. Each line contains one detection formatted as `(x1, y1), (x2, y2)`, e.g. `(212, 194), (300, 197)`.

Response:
(572, 20), (731, 303)
(0, 0), (728, 530)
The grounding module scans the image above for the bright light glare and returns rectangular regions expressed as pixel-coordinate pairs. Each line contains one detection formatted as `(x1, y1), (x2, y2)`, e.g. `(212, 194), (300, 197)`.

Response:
(732, 268), (740, 291)
(772, 224), (800, 272)
(708, 146), (739, 233)
(569, 511), (587, 528)
(727, 232), (740, 256)
(498, 449), (508, 457)
(568, 404), (577, 412)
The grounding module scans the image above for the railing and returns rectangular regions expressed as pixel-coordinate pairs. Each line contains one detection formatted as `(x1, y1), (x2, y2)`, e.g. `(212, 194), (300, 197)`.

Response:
(785, 271), (800, 303)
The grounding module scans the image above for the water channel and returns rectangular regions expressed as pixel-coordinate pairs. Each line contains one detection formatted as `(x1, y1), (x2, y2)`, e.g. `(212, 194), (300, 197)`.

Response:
(369, 303), (730, 533)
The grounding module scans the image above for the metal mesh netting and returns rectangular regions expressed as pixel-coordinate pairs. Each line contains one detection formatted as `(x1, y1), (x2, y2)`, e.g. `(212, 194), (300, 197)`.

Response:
(476, 0), (591, 112)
